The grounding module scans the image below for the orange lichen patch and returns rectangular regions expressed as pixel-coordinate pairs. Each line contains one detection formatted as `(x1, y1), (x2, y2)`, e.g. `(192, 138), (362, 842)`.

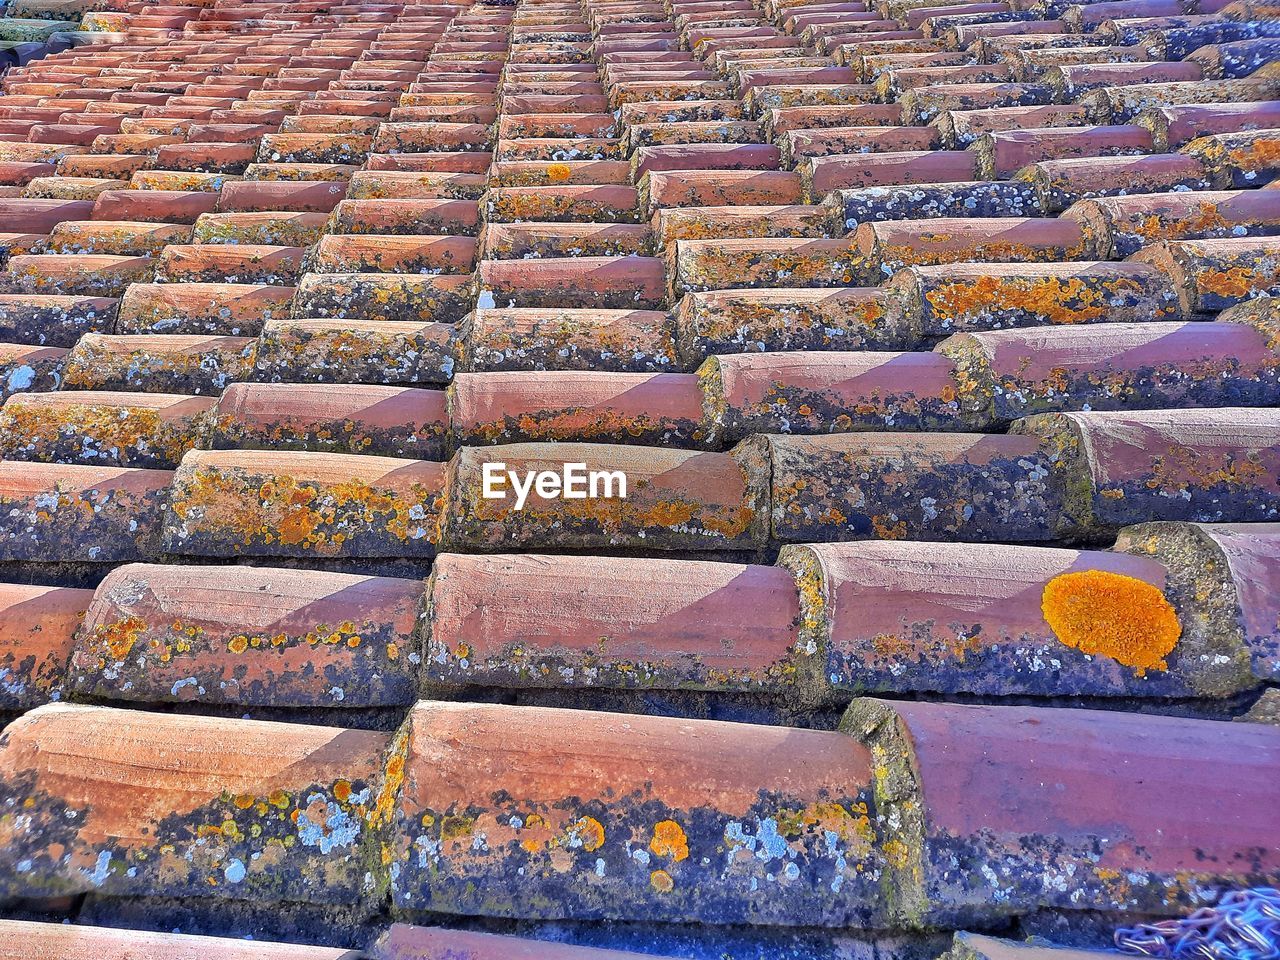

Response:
(882, 838), (911, 869)
(650, 820), (688, 862)
(519, 812), (552, 853)
(1132, 202), (1228, 244)
(1041, 570), (1181, 674)
(1197, 265), (1278, 301)
(570, 816), (605, 852)
(925, 275), (1142, 326)
(369, 728), (409, 828)
(650, 869), (674, 893)
(1146, 447), (1269, 492)
(545, 163), (572, 183)
(871, 515), (907, 540)
(89, 615), (147, 661)
(1225, 138), (1280, 173)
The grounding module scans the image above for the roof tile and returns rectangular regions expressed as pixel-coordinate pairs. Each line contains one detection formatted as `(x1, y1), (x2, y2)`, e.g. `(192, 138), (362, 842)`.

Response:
(0, 390), (215, 468)
(72, 562), (422, 706)
(165, 449), (445, 558)
(0, 460), (170, 562)
(7, 252), (153, 296)
(1133, 236), (1280, 311)
(256, 316), (458, 386)
(441, 440), (768, 551)
(1016, 408), (1280, 535)
(766, 431), (1064, 543)
(1064, 188), (1280, 258)
(383, 702), (880, 924)
(212, 381), (449, 459)
(783, 538), (1256, 698)
(450, 369), (704, 445)
(941, 319), (1280, 421)
(425, 552), (808, 692)
(848, 697), (1280, 924)
(62, 332), (256, 394)
(116, 281), (293, 336)
(293, 272), (472, 324)
(0, 703), (390, 902)
(677, 286), (910, 359)
(373, 925), (666, 960)
(1018, 153), (1213, 214)
(0, 293), (116, 346)
(0, 920), (355, 959)
(463, 306), (678, 373)
(0, 583), (90, 710)
(191, 210), (329, 245)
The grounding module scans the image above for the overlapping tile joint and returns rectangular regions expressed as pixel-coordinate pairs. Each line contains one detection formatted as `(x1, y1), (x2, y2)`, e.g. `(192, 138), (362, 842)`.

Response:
(0, 0), (1276, 954)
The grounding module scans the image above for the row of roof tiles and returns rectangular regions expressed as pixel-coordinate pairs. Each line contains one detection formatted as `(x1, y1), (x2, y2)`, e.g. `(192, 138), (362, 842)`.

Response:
(1, 521), (1276, 712)
(1, 698), (1276, 926)
(0, 404), (1277, 561)
(0, 923), (1155, 960)
(2, 298), (1279, 462)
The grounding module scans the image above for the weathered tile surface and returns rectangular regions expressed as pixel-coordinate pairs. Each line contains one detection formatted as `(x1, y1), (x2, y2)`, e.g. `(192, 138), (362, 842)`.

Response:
(0, 0), (1276, 951)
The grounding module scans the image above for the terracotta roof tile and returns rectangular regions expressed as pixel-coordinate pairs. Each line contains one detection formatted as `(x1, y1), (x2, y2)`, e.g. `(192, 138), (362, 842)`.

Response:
(848, 698), (1280, 924)
(441, 440), (767, 551)
(62, 331), (256, 393)
(1016, 408), (1280, 535)
(463, 306), (677, 372)
(942, 932), (1117, 960)
(383, 702), (880, 924)
(0, 919), (356, 959)
(293, 271), (471, 323)
(45, 218), (194, 255)
(0, 460), (170, 561)
(72, 562), (422, 705)
(373, 924), (668, 959)
(450, 369), (703, 445)
(213, 381), (448, 458)
(7, 251), (154, 295)
(0, 582), (90, 710)
(836, 179), (1040, 226)
(1133, 235), (1280, 311)
(0, 292), (116, 345)
(1064, 188), (1280, 257)
(191, 209), (328, 245)
(0, 0), (1275, 946)
(974, 122), (1152, 179)
(166, 448), (445, 558)
(859, 215), (1095, 277)
(0, 389), (215, 467)
(116, 280), (292, 335)
(935, 102), (1087, 146)
(0, 703), (391, 901)
(425, 551), (807, 691)
(1019, 152), (1213, 213)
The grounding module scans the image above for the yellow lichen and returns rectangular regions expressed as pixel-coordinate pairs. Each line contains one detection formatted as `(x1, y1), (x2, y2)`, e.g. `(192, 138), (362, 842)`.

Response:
(650, 869), (674, 893)
(649, 819), (688, 862)
(882, 838), (911, 869)
(571, 816), (606, 852)
(1041, 570), (1181, 674)
(93, 615), (147, 661)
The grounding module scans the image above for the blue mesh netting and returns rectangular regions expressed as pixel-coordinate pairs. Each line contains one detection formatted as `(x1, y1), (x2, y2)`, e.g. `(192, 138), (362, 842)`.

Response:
(1117, 889), (1280, 960)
